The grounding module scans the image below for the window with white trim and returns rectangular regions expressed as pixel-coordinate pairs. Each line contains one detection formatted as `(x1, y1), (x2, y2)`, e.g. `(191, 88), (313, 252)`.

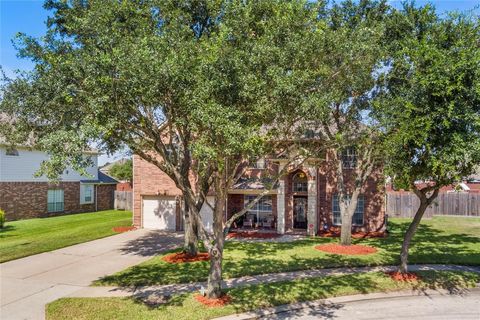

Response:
(332, 194), (364, 226)
(244, 195), (272, 223)
(341, 147), (357, 169)
(80, 184), (94, 204)
(292, 172), (308, 192)
(48, 189), (64, 213)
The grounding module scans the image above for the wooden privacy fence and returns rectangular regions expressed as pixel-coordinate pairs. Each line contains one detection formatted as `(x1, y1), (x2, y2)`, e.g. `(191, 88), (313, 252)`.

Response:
(386, 192), (480, 218)
(114, 191), (133, 211)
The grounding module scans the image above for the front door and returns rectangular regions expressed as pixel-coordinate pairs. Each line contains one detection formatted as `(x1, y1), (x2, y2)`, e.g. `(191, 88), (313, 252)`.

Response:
(293, 196), (308, 229)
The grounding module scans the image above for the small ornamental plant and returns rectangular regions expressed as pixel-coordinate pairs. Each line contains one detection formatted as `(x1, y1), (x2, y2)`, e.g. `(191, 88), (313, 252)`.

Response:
(0, 209), (5, 229)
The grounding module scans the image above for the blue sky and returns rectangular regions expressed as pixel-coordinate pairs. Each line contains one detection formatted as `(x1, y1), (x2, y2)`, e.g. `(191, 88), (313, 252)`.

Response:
(1, 0), (479, 163)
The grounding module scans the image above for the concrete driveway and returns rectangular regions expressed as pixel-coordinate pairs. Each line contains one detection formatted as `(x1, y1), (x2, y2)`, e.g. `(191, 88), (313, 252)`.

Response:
(0, 229), (182, 320)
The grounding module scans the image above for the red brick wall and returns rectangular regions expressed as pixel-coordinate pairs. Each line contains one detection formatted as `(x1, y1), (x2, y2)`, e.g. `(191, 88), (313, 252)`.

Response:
(96, 184), (116, 211)
(133, 155), (183, 227)
(318, 156), (385, 233)
(0, 182), (115, 221)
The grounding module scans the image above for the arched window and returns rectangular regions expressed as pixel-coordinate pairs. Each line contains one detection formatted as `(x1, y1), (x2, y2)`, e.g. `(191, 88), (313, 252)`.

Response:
(292, 172), (308, 192)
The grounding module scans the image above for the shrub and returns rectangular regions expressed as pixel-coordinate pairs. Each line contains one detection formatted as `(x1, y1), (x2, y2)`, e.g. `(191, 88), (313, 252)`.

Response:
(0, 209), (5, 229)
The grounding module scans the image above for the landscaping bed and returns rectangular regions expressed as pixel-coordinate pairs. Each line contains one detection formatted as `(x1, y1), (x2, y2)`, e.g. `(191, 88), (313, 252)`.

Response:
(226, 231), (281, 239)
(314, 243), (378, 255)
(162, 252), (210, 263)
(48, 271), (480, 320)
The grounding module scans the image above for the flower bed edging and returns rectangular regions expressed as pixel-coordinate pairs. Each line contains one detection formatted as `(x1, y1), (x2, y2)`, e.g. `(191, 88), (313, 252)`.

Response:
(314, 243), (378, 255)
(162, 252), (210, 263)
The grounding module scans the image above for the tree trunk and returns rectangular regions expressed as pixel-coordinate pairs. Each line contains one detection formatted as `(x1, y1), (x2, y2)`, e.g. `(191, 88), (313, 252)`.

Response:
(399, 200), (428, 273)
(206, 242), (223, 298)
(340, 212), (352, 245)
(206, 178), (226, 299)
(183, 202), (198, 256)
(399, 189), (439, 273)
(339, 192), (359, 246)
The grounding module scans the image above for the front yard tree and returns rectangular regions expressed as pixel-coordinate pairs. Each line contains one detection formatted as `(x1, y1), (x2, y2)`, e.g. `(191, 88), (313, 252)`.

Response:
(299, 0), (389, 245)
(376, 5), (480, 273)
(0, 0), (318, 298)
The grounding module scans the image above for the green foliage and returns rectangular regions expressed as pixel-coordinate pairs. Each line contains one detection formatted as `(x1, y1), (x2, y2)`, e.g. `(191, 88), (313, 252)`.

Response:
(108, 159), (132, 182)
(0, 209), (5, 229)
(375, 5), (480, 190)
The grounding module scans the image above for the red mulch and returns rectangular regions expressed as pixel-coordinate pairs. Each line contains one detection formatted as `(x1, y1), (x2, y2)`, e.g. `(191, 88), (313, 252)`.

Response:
(314, 243), (378, 255)
(195, 294), (232, 307)
(386, 271), (421, 282)
(112, 226), (136, 233)
(226, 231), (281, 239)
(162, 252), (210, 263)
(317, 230), (386, 239)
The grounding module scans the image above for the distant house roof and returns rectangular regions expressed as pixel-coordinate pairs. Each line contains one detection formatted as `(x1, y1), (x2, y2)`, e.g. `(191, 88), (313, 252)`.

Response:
(81, 170), (118, 185)
(99, 158), (130, 173)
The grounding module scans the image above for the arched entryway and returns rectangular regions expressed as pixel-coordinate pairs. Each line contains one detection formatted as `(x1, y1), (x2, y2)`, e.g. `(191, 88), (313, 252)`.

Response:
(291, 171), (308, 229)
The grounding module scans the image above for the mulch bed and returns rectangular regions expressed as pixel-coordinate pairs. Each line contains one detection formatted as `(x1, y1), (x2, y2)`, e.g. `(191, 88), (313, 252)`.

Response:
(226, 231), (281, 239)
(317, 230), (386, 239)
(386, 271), (421, 282)
(314, 243), (378, 255)
(195, 294), (232, 307)
(162, 252), (210, 263)
(112, 226), (136, 233)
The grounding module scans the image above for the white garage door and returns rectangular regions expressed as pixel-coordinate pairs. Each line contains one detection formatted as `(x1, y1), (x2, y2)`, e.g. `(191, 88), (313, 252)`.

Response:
(143, 196), (177, 230)
(199, 196), (214, 233)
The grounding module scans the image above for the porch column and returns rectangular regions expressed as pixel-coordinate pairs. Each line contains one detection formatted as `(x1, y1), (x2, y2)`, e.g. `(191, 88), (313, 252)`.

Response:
(277, 179), (286, 235)
(307, 166), (317, 236)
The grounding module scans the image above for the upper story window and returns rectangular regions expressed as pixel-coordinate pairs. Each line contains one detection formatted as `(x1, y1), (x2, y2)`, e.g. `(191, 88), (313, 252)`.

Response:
(292, 172), (308, 192)
(341, 147), (357, 169)
(5, 148), (19, 156)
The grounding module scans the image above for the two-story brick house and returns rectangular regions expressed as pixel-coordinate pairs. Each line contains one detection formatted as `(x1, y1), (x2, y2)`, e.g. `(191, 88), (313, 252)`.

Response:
(0, 145), (118, 220)
(133, 150), (386, 235)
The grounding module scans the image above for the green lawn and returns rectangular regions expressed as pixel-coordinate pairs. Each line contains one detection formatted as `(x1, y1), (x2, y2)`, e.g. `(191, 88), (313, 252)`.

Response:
(96, 216), (480, 286)
(0, 210), (132, 262)
(47, 271), (480, 320)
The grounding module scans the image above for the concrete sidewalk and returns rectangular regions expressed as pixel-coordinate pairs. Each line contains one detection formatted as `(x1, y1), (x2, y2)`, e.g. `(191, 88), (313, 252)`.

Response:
(70, 264), (480, 299)
(0, 229), (183, 320)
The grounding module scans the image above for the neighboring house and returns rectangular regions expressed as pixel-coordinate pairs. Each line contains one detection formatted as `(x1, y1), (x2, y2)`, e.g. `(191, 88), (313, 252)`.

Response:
(100, 158), (133, 191)
(133, 150), (385, 235)
(0, 146), (118, 220)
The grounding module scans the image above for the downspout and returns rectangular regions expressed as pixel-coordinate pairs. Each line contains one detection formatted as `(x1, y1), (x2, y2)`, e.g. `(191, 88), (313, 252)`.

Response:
(95, 184), (98, 212)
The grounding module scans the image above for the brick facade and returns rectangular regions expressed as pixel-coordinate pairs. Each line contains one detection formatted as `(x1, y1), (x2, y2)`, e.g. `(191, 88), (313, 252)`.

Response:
(0, 182), (116, 221)
(133, 153), (386, 234)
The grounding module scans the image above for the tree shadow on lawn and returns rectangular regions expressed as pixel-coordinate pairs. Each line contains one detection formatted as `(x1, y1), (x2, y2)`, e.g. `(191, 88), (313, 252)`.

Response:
(365, 221), (480, 266)
(0, 225), (17, 238)
(98, 220), (479, 287)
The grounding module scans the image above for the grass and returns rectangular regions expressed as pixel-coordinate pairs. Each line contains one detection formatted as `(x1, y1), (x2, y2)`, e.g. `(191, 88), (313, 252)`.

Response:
(95, 216), (480, 286)
(0, 210), (132, 262)
(47, 271), (480, 320)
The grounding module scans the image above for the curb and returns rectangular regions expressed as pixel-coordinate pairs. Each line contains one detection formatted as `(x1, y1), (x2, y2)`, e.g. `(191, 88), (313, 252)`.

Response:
(213, 287), (480, 320)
